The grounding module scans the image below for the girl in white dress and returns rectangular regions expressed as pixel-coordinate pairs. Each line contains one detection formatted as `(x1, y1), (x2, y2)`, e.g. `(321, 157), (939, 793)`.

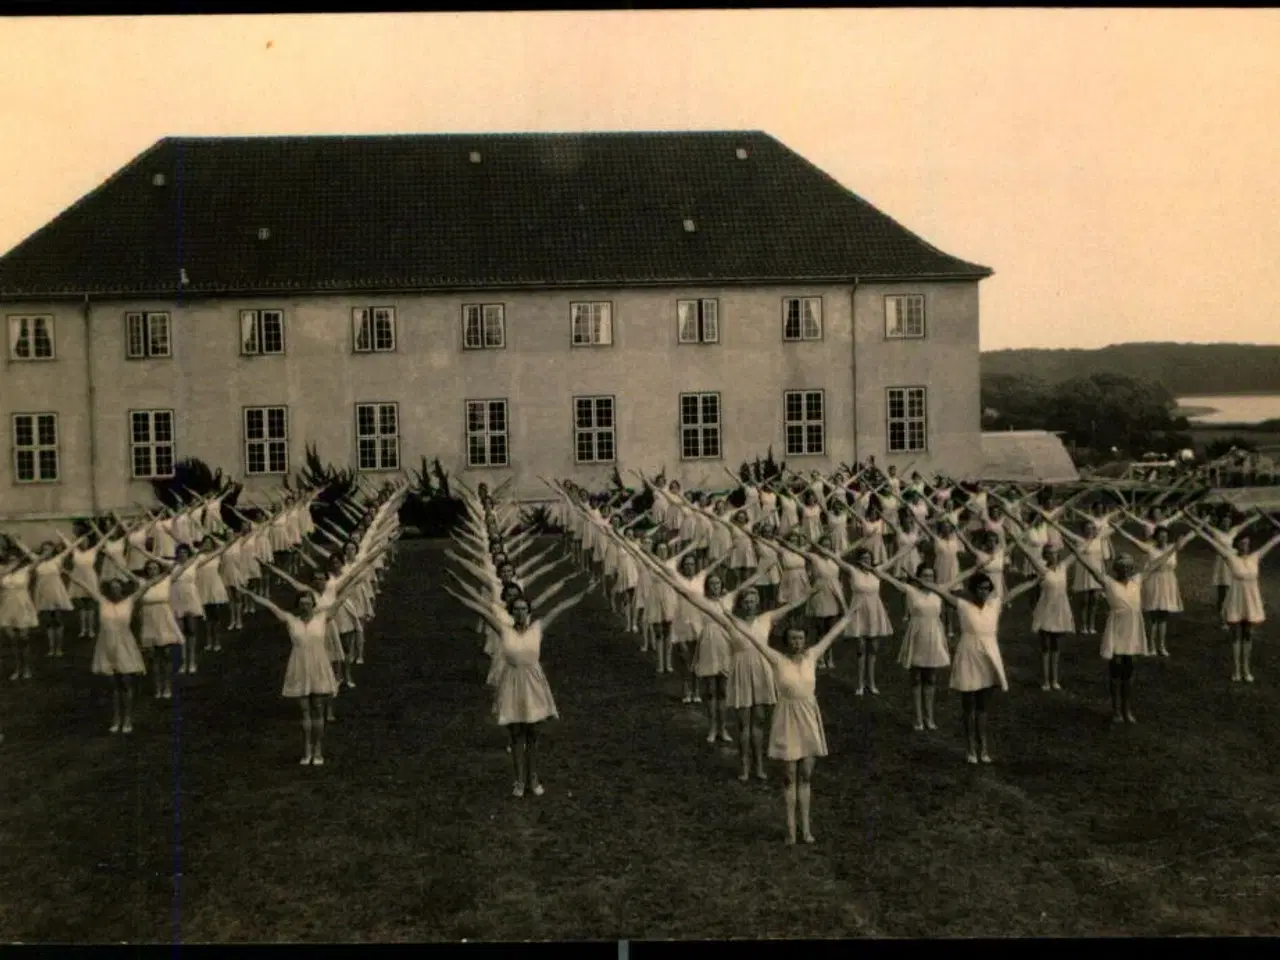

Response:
(31, 538), (77, 659)
(865, 562), (956, 731)
(67, 521), (107, 640)
(857, 505), (889, 567)
(727, 511), (759, 592)
(69, 565), (171, 734)
(839, 547), (896, 696)
(775, 531), (813, 611)
(693, 571), (767, 743)
(721, 613), (854, 845)
(134, 557), (191, 699)
(240, 564), (379, 766)
(752, 523), (782, 611)
(1023, 544), (1076, 690)
(1113, 523), (1197, 658)
(1064, 519), (1108, 635)
(798, 490), (825, 544)
(193, 534), (234, 654)
(1205, 510), (1262, 626)
(0, 541), (39, 681)
(920, 519), (963, 638)
(804, 534), (844, 671)
(456, 589), (590, 797)
(914, 572), (1035, 764)
(1188, 514), (1280, 683)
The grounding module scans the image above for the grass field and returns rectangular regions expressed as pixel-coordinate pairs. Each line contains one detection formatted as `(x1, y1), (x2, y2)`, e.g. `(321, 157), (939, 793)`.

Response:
(3, 538), (1280, 941)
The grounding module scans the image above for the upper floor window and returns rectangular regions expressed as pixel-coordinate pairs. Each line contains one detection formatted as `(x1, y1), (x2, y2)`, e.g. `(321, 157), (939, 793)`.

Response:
(8, 315), (54, 360)
(571, 302), (613, 347)
(244, 405), (289, 474)
(782, 297), (822, 341)
(466, 399), (509, 468)
(353, 307), (396, 353)
(887, 386), (928, 453)
(784, 390), (825, 456)
(240, 310), (285, 356)
(463, 304), (506, 349)
(677, 299), (719, 344)
(574, 396), (616, 464)
(126, 312), (172, 359)
(885, 295), (926, 339)
(680, 392), (722, 460)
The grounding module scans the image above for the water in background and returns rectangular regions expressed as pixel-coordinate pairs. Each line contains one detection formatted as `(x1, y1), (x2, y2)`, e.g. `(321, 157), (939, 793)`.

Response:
(1178, 394), (1280, 425)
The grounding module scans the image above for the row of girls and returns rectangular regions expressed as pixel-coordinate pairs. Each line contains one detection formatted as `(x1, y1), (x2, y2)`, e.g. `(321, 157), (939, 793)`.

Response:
(0, 481), (405, 762)
(522, 465), (1278, 846)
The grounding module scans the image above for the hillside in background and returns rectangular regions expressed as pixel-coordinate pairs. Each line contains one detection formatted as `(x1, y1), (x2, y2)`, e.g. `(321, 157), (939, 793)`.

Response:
(981, 343), (1280, 395)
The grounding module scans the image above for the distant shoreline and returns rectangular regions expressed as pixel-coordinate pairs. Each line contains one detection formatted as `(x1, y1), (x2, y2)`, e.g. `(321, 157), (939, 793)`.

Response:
(1177, 405), (1218, 418)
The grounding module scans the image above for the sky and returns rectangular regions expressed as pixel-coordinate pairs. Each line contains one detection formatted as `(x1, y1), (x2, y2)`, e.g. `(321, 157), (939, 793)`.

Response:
(1, 10), (1277, 351)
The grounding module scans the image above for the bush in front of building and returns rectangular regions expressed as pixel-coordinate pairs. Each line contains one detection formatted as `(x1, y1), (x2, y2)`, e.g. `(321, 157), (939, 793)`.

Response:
(401, 456), (466, 539)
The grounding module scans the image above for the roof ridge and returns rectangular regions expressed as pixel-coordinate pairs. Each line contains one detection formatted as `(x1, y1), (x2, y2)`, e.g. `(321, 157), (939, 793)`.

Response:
(159, 129), (769, 143)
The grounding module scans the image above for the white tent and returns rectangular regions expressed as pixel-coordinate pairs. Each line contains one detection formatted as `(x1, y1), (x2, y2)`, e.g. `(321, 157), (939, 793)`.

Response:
(980, 430), (1080, 483)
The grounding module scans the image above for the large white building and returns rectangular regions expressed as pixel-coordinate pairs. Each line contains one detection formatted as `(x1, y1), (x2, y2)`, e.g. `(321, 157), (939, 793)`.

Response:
(0, 131), (991, 525)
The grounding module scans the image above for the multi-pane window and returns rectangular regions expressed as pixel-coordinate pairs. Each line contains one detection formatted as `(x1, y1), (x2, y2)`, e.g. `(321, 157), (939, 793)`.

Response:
(782, 297), (823, 341)
(784, 390), (825, 456)
(244, 406), (289, 475)
(356, 403), (400, 471)
(8, 315), (55, 360)
(677, 299), (719, 344)
(466, 399), (509, 468)
(353, 307), (396, 353)
(125, 312), (172, 358)
(240, 310), (285, 355)
(574, 396), (616, 464)
(887, 387), (928, 453)
(571, 302), (613, 346)
(885, 295), (926, 339)
(130, 409), (175, 478)
(12, 413), (58, 482)
(680, 392), (721, 460)
(462, 304), (506, 349)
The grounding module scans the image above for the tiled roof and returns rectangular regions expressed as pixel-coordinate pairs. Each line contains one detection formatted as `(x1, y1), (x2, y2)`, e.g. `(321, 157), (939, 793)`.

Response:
(0, 131), (992, 299)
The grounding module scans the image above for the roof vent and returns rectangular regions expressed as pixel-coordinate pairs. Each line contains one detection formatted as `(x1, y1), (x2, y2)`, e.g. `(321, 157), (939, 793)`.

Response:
(152, 173), (167, 186)
(735, 148), (748, 160)
(469, 151), (482, 164)
(682, 219), (696, 233)
(258, 227), (271, 240)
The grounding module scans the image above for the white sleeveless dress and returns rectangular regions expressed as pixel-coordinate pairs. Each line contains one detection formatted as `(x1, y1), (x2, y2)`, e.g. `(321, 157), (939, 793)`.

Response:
(949, 600), (1007, 692)
(494, 621), (558, 726)
(897, 587), (949, 669)
(765, 648), (828, 761)
(1223, 554), (1266, 625)
(726, 615), (778, 709)
(1100, 577), (1149, 658)
(281, 612), (339, 697)
(92, 598), (147, 676)
(1032, 563), (1076, 634)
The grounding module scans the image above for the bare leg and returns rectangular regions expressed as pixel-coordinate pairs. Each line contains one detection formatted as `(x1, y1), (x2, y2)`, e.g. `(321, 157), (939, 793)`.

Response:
(783, 761), (798, 844)
(509, 724), (525, 794)
(962, 693), (977, 762)
(299, 699), (313, 764)
(1232, 631), (1243, 681)
(1241, 623), (1254, 682)
(311, 696), (327, 764)
(736, 708), (751, 781)
(1039, 633), (1052, 690)
(911, 669), (924, 730)
(1108, 658), (1123, 720)
(976, 689), (992, 762)
(922, 670), (938, 729)
(798, 757), (816, 842)
(866, 638), (880, 694)
(1120, 656), (1137, 722)
(525, 724), (543, 794)
(752, 705), (769, 779)
(110, 678), (122, 732)
(122, 676), (135, 732)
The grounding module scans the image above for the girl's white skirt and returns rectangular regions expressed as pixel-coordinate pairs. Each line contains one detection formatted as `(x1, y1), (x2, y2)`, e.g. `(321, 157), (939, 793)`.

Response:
(898, 615), (950, 669)
(92, 620), (146, 676)
(68, 575), (95, 602)
(950, 636), (1003, 692)
(282, 642), (339, 698)
(778, 568), (810, 605)
(933, 550), (960, 586)
(671, 614), (701, 646)
(197, 565), (229, 606)
(729, 540), (757, 570)
(1101, 610), (1149, 658)
(1071, 563), (1102, 593)
(726, 649), (777, 709)
(894, 548), (922, 578)
(1032, 588), (1075, 634)
(1211, 555), (1232, 588)
(324, 621), (346, 662)
(767, 695), (828, 761)
(693, 624), (731, 677)
(171, 580), (205, 619)
(805, 580), (842, 618)
(645, 584), (678, 625)
(1224, 580), (1266, 625)
(138, 603), (184, 648)
(845, 596), (893, 638)
(219, 554), (247, 590)
(495, 662), (558, 726)
(0, 587), (40, 630)
(33, 574), (73, 612)
(1141, 569), (1182, 614)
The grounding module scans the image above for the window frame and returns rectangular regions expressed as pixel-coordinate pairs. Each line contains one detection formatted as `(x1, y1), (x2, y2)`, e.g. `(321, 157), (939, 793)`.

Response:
(573, 395), (617, 465)
(886, 385), (929, 454)
(125, 311), (173, 360)
(465, 398), (510, 469)
(128, 408), (176, 479)
(352, 307), (397, 354)
(11, 411), (59, 483)
(239, 309), (286, 356)
(676, 298), (720, 345)
(570, 301), (614, 348)
(355, 401), (401, 472)
(678, 391), (723, 462)
(783, 389), (826, 457)
(7, 315), (56, 362)
(884, 294), (927, 340)
(462, 303), (507, 350)
(781, 296), (823, 342)
(242, 405), (290, 476)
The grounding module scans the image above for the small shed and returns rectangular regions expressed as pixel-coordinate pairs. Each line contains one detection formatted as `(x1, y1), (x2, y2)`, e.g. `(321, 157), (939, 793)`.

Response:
(980, 430), (1080, 483)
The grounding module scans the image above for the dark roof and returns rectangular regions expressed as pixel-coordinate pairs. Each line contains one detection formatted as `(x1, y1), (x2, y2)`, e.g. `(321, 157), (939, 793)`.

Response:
(0, 131), (992, 299)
